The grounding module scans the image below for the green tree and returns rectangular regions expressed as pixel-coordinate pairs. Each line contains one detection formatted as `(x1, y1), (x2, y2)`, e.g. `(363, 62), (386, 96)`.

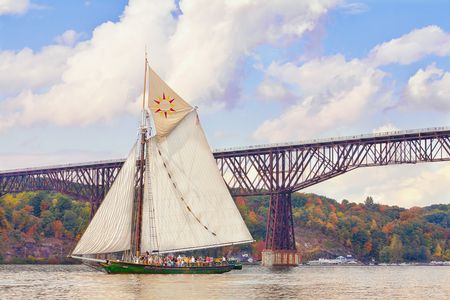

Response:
(40, 210), (55, 237)
(390, 235), (403, 263)
(379, 246), (390, 263)
(417, 246), (430, 262)
(365, 196), (374, 207)
(29, 192), (45, 217)
(63, 210), (78, 234)
(56, 195), (72, 211)
(351, 230), (369, 258)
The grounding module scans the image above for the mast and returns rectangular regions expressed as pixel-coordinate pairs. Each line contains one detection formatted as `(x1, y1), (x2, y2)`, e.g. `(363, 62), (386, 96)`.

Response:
(135, 54), (148, 257)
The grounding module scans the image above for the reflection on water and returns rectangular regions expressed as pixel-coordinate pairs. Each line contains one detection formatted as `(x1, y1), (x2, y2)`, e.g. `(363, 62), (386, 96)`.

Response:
(0, 264), (449, 299)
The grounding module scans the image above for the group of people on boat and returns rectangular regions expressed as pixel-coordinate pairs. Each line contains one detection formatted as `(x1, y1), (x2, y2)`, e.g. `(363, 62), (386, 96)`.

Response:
(137, 251), (228, 267)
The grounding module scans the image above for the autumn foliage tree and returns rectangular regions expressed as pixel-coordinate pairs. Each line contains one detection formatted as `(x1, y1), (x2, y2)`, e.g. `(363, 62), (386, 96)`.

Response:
(0, 192), (90, 256)
(52, 220), (64, 239)
(235, 192), (449, 263)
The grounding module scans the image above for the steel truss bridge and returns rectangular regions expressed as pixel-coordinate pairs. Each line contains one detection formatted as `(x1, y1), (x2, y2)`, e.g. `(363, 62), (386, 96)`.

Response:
(1, 127), (449, 252)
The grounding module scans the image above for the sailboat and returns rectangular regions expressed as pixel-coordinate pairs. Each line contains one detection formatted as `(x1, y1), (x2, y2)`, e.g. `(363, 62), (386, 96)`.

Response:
(70, 57), (254, 274)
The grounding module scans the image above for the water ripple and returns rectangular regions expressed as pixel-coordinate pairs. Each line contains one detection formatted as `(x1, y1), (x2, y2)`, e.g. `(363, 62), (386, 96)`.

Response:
(0, 265), (448, 299)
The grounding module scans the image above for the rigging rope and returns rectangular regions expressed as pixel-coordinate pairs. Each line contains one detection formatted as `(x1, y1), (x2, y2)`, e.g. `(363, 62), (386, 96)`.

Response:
(146, 144), (160, 252)
(156, 147), (217, 237)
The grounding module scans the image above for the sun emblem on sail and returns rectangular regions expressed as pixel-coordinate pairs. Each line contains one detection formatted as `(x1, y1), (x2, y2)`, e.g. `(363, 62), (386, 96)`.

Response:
(152, 93), (176, 118)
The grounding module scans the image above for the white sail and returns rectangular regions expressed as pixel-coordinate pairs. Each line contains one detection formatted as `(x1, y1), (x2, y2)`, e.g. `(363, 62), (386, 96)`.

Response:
(72, 144), (138, 255)
(141, 111), (253, 254)
(147, 66), (194, 138)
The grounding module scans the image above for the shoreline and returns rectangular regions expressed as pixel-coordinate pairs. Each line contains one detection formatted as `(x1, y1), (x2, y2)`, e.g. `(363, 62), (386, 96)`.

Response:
(302, 262), (450, 267)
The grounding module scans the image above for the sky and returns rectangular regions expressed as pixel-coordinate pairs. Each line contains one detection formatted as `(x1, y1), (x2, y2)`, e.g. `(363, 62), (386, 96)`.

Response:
(0, 0), (449, 207)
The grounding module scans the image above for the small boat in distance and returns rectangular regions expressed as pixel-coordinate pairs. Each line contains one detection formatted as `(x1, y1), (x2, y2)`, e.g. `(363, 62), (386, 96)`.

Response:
(70, 56), (254, 274)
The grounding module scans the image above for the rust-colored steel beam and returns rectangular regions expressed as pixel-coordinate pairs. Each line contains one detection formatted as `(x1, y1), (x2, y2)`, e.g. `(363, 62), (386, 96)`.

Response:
(215, 127), (450, 196)
(265, 192), (296, 250)
(0, 160), (122, 216)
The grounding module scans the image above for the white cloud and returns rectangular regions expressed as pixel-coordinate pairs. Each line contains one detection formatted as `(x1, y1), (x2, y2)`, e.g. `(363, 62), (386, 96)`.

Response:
(0, 0), (29, 15)
(305, 163), (450, 207)
(368, 25), (450, 66)
(0, 0), (340, 131)
(0, 46), (74, 98)
(54, 30), (84, 47)
(257, 79), (290, 101)
(253, 25), (450, 143)
(167, 0), (339, 109)
(404, 63), (450, 112)
(254, 55), (386, 142)
(0, 0), (178, 129)
(338, 2), (369, 15)
(372, 123), (399, 134)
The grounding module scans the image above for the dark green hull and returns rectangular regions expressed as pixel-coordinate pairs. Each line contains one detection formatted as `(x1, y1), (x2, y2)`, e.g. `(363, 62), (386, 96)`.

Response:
(100, 260), (233, 274)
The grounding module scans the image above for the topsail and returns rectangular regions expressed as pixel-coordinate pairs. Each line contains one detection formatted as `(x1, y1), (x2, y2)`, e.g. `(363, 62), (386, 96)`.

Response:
(148, 66), (193, 138)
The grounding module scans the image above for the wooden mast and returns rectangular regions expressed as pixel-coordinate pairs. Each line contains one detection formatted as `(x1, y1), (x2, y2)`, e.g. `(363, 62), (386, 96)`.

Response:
(135, 54), (148, 257)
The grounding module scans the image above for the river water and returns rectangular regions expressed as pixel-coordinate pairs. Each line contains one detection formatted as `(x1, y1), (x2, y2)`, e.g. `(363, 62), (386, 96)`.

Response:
(0, 264), (449, 299)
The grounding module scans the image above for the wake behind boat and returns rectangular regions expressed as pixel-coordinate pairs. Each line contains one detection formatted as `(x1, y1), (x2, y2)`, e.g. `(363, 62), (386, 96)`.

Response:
(70, 56), (253, 274)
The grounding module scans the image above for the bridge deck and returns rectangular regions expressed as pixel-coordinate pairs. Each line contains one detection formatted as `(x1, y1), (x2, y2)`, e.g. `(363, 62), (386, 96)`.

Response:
(0, 159), (124, 176)
(215, 126), (450, 154)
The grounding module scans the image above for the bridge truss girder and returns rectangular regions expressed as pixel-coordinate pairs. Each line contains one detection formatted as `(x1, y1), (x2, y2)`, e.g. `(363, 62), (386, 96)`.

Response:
(0, 161), (122, 214)
(216, 131), (450, 196)
(215, 129), (450, 250)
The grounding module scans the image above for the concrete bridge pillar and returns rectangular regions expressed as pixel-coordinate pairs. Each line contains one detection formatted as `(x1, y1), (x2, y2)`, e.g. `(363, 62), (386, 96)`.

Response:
(262, 192), (300, 266)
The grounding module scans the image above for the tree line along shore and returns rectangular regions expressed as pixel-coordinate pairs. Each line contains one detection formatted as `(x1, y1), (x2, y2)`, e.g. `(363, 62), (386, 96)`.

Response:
(0, 191), (448, 264)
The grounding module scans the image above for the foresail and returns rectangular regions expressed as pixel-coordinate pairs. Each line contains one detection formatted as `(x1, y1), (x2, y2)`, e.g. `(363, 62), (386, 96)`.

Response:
(72, 144), (138, 255)
(141, 111), (253, 254)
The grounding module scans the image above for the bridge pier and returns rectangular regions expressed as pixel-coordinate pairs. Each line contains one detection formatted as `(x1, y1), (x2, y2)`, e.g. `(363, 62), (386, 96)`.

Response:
(90, 197), (103, 219)
(262, 192), (300, 266)
(261, 249), (300, 266)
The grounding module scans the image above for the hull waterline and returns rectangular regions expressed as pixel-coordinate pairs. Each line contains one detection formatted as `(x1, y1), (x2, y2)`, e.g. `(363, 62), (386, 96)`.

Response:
(100, 260), (233, 274)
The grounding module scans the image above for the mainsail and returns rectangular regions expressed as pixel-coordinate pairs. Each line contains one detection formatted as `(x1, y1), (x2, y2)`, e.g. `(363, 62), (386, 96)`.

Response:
(140, 111), (253, 253)
(72, 144), (138, 255)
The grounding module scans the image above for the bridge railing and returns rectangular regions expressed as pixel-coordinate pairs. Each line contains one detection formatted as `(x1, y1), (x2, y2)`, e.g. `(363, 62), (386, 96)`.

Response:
(214, 126), (450, 153)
